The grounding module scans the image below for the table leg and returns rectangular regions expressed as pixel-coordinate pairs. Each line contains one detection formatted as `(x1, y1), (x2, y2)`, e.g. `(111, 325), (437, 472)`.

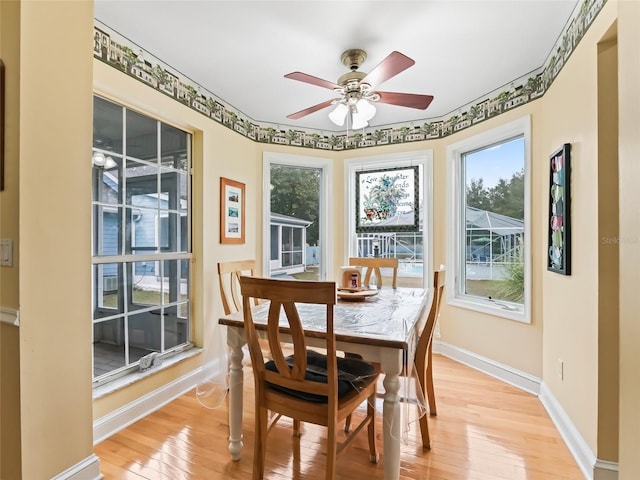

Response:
(227, 328), (245, 461)
(381, 350), (402, 480)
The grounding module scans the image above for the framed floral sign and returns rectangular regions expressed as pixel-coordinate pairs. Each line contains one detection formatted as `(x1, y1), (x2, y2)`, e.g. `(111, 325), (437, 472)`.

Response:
(220, 177), (245, 244)
(547, 144), (571, 275)
(355, 165), (419, 233)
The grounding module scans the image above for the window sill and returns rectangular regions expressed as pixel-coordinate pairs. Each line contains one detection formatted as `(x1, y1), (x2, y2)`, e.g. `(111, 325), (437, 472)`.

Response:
(93, 346), (203, 400)
(448, 296), (529, 324)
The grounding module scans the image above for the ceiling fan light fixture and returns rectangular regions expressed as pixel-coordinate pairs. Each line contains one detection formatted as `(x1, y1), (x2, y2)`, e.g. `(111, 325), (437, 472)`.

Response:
(355, 98), (376, 121)
(351, 110), (369, 130)
(328, 102), (349, 126)
(285, 49), (433, 125)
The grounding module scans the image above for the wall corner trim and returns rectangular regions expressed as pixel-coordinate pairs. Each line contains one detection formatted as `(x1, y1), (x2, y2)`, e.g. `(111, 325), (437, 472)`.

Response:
(594, 459), (619, 480)
(540, 382), (604, 480)
(50, 453), (102, 480)
(0, 306), (19, 326)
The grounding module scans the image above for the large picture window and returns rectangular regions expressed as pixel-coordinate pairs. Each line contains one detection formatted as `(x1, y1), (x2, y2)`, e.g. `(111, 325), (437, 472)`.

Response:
(447, 116), (530, 322)
(92, 95), (192, 384)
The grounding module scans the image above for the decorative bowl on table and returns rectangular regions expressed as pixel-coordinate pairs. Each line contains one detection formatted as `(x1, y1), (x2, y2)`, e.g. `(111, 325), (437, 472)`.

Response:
(336, 286), (379, 301)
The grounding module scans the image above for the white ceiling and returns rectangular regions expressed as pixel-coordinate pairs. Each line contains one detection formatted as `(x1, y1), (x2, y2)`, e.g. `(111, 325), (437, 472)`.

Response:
(94, 0), (578, 132)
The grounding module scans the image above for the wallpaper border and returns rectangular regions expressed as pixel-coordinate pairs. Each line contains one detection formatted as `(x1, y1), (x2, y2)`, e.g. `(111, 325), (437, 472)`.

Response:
(93, 0), (605, 151)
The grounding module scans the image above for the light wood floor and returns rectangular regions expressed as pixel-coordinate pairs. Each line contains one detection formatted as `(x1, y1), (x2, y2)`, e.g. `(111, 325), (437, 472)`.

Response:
(95, 354), (584, 479)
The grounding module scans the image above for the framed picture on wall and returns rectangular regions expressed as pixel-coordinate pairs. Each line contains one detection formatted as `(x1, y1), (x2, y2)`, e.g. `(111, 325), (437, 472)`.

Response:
(355, 165), (419, 233)
(547, 144), (571, 275)
(220, 177), (245, 244)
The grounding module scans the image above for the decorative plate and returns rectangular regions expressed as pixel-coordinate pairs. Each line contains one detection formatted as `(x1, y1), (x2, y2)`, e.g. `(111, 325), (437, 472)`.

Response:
(337, 288), (379, 301)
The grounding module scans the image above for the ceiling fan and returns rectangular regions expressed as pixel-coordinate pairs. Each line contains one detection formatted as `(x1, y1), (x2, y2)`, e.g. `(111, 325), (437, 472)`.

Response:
(285, 49), (434, 129)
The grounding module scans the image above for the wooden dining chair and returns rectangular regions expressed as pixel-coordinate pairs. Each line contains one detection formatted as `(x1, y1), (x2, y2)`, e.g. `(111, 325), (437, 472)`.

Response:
(240, 276), (380, 480)
(217, 259), (258, 315)
(413, 267), (445, 448)
(218, 260), (304, 434)
(348, 257), (398, 287)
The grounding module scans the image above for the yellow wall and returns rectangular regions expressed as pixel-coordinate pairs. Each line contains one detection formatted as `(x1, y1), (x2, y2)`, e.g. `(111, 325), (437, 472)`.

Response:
(617, 0), (640, 477)
(596, 22), (619, 462)
(17, 2), (95, 478)
(540, 2), (618, 455)
(0, 0), (22, 478)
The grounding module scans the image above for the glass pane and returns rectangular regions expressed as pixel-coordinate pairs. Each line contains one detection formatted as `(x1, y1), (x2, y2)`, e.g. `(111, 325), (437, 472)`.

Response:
(125, 160), (159, 208)
(161, 123), (189, 171)
(269, 164), (321, 280)
(93, 318), (125, 377)
(161, 259), (189, 302)
(126, 109), (157, 161)
(93, 263), (123, 317)
(128, 310), (161, 354)
(130, 261), (162, 307)
(282, 227), (292, 252)
(160, 170), (188, 213)
(293, 228), (302, 249)
(159, 212), (186, 253)
(93, 96), (123, 154)
(129, 206), (158, 255)
(463, 136), (525, 304)
(178, 301), (189, 318)
(93, 205), (122, 256)
(92, 154), (122, 203)
(164, 304), (188, 349)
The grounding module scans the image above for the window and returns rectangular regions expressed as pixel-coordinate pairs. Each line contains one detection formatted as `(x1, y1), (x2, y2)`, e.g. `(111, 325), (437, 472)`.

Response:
(263, 153), (332, 280)
(346, 151), (433, 288)
(446, 116), (531, 322)
(92, 95), (192, 384)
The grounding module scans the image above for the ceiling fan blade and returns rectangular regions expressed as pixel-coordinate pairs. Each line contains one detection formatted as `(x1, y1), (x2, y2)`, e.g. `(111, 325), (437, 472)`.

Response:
(375, 91), (434, 110)
(287, 99), (336, 119)
(361, 51), (415, 88)
(284, 72), (340, 90)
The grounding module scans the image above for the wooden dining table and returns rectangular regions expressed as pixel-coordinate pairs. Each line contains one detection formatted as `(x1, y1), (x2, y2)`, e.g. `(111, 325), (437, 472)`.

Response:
(218, 285), (429, 480)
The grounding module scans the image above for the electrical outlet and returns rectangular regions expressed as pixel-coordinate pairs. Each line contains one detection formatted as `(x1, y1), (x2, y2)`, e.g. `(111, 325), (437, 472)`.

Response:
(557, 358), (564, 381)
(0, 239), (13, 267)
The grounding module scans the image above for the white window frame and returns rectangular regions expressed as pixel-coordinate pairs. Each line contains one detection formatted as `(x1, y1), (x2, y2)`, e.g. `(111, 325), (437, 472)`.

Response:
(344, 150), (433, 287)
(91, 96), (193, 387)
(262, 152), (333, 280)
(446, 115), (531, 323)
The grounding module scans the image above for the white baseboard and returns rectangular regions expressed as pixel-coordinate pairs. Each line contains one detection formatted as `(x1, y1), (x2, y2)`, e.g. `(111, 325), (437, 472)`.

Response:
(50, 454), (102, 480)
(93, 365), (206, 444)
(0, 306), (19, 326)
(539, 381), (596, 479)
(434, 341), (618, 480)
(540, 383), (619, 480)
(594, 460), (618, 480)
(433, 340), (541, 395)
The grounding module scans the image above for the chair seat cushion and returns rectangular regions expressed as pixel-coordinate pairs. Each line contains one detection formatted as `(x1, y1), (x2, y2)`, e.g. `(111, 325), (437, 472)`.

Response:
(264, 350), (376, 403)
